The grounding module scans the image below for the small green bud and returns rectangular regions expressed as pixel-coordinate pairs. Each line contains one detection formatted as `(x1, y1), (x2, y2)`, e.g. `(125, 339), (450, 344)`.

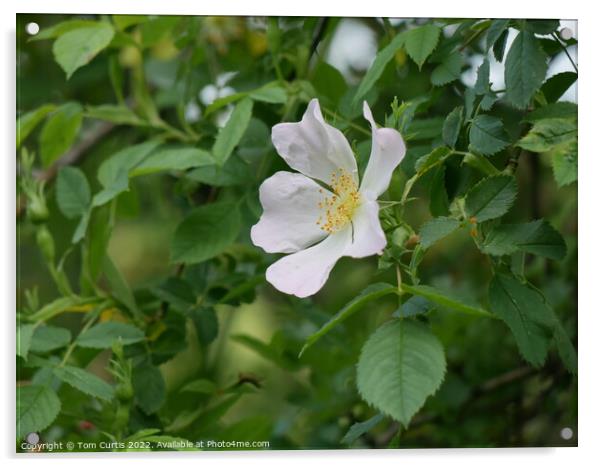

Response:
(28, 195), (49, 223)
(36, 226), (55, 262)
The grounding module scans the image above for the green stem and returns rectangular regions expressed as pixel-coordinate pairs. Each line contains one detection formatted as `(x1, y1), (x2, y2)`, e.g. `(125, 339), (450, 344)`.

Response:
(322, 107), (371, 137)
(59, 309), (101, 367)
(553, 32), (578, 72)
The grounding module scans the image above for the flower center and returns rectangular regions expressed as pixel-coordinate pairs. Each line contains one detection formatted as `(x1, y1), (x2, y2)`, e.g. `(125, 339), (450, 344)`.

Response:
(316, 168), (361, 234)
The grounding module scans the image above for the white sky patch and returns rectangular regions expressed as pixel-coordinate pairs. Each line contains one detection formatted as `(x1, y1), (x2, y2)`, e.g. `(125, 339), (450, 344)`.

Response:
(325, 19), (377, 84)
(461, 21), (577, 103)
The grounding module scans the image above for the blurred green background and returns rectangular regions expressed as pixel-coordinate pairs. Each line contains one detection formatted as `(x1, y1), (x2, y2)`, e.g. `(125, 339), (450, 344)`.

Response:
(17, 15), (577, 449)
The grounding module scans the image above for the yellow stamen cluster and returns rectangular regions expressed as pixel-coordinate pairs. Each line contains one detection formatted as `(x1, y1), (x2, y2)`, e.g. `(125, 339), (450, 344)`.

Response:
(316, 168), (361, 234)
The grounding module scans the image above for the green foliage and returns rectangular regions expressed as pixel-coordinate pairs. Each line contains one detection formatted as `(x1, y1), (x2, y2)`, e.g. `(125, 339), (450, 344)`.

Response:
(299, 283), (398, 356)
(17, 324), (35, 359)
(191, 306), (219, 345)
(442, 106), (463, 148)
(403, 24), (441, 69)
(77, 322), (145, 349)
(171, 201), (242, 264)
(419, 217), (461, 248)
(465, 175), (517, 222)
(17, 104), (56, 149)
(213, 98), (254, 165)
(52, 22), (115, 78)
(488, 274), (554, 367)
(482, 220), (567, 260)
(39, 102), (82, 167)
(341, 413), (385, 445)
(518, 118), (577, 153)
(16, 15), (577, 450)
(132, 363), (166, 414)
(469, 115), (509, 155)
(542, 72), (577, 103)
(17, 385), (61, 438)
(353, 32), (405, 105)
(552, 144), (577, 187)
(400, 284), (492, 318)
(53, 365), (115, 401)
(357, 320), (446, 426)
(30, 325), (72, 353)
(431, 52), (462, 86)
(56, 166), (91, 219)
(504, 30), (547, 109)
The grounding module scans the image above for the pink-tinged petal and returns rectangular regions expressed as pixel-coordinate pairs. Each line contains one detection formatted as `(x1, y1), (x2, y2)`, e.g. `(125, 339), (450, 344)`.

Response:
(359, 101), (406, 197)
(345, 198), (386, 258)
(251, 171), (330, 254)
(265, 225), (352, 298)
(271, 99), (358, 185)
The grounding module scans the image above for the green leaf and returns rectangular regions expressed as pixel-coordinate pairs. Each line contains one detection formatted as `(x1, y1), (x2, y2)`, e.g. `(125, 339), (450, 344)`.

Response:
(492, 29), (509, 62)
(356, 320), (446, 427)
(429, 165), (449, 216)
(525, 19), (560, 35)
(53, 365), (115, 401)
(341, 413), (385, 445)
(462, 152), (500, 176)
(353, 32), (405, 105)
(442, 106), (463, 148)
(93, 140), (161, 206)
(431, 52), (462, 86)
(132, 362), (166, 414)
(311, 61), (347, 107)
(400, 283), (493, 318)
(30, 325), (72, 353)
(55, 166), (91, 219)
(77, 322), (145, 349)
(28, 296), (92, 322)
(524, 102), (577, 122)
(191, 306), (219, 346)
(85, 104), (146, 126)
(414, 146), (453, 175)
(465, 175), (517, 222)
(186, 155), (249, 187)
(419, 217), (461, 248)
(482, 219), (567, 260)
(488, 274), (555, 367)
(31, 19), (98, 41)
(392, 296), (435, 318)
(517, 118), (577, 153)
(408, 117), (445, 141)
(299, 283), (398, 357)
(212, 98), (254, 165)
(248, 82), (287, 104)
(474, 59), (490, 94)
(541, 72), (577, 103)
(103, 255), (138, 315)
(486, 19), (510, 51)
(504, 31), (547, 109)
(72, 209), (91, 244)
(551, 141), (577, 187)
(469, 115), (509, 156)
(17, 385), (61, 439)
(180, 378), (217, 395)
(52, 22), (115, 79)
(171, 201), (241, 264)
(553, 322), (577, 374)
(404, 24), (441, 69)
(17, 324), (36, 359)
(130, 147), (214, 177)
(39, 102), (82, 167)
(17, 104), (56, 148)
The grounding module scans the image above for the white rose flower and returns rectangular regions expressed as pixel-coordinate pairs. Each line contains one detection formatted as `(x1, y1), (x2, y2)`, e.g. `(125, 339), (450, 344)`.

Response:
(251, 99), (406, 297)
